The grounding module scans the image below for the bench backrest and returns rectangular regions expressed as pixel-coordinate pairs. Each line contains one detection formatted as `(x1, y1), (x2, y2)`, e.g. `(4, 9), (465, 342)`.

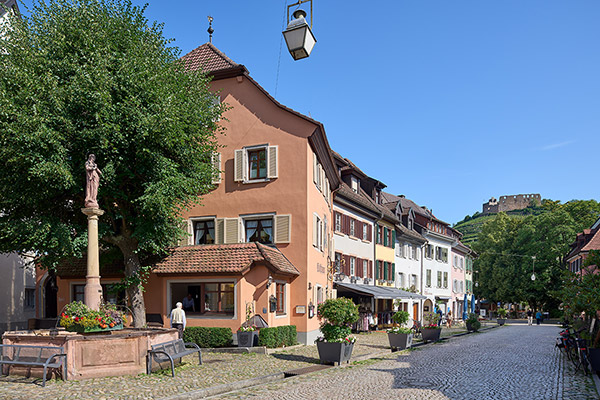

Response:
(0, 344), (64, 363)
(151, 339), (186, 356)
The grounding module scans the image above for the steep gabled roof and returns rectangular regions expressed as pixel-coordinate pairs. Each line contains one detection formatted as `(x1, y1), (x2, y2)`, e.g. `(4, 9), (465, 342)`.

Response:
(153, 242), (300, 276)
(181, 42), (243, 74)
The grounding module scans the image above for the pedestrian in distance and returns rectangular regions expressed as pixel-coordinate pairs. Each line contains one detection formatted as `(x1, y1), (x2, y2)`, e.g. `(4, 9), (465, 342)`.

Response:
(446, 310), (452, 328)
(527, 309), (533, 326)
(170, 302), (186, 339)
(437, 307), (443, 327)
(535, 310), (542, 325)
(182, 293), (195, 312)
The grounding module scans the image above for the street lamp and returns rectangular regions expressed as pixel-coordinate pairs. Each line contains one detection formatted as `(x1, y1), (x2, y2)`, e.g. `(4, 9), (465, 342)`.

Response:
(531, 256), (536, 281)
(282, 0), (317, 60)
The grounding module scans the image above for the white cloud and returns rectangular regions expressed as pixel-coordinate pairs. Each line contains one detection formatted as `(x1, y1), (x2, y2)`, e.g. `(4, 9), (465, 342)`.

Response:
(540, 141), (574, 151)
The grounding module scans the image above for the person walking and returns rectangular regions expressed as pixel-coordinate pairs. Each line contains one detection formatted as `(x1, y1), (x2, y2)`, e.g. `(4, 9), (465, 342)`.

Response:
(446, 310), (452, 329)
(535, 310), (542, 326)
(170, 302), (187, 339)
(527, 309), (533, 326)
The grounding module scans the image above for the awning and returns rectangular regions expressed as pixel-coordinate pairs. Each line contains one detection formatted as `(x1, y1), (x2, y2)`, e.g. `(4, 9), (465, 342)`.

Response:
(335, 282), (427, 300)
(435, 296), (451, 301)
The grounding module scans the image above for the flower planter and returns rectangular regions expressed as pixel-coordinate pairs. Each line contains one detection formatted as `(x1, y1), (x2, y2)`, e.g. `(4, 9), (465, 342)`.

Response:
(237, 331), (259, 347)
(588, 348), (600, 372)
(421, 328), (441, 343)
(66, 323), (123, 334)
(388, 332), (413, 351)
(496, 318), (506, 326)
(466, 322), (479, 332)
(316, 341), (355, 365)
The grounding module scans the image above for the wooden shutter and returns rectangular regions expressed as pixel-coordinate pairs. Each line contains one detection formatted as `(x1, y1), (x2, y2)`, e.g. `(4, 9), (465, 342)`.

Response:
(367, 224), (372, 242)
(391, 263), (395, 280)
(383, 262), (388, 280)
(313, 153), (318, 184)
(369, 260), (373, 278)
(224, 218), (240, 244)
(178, 220), (191, 246)
(234, 149), (244, 182)
(215, 218), (225, 244)
(325, 178), (330, 203)
(211, 152), (221, 184)
(274, 215), (291, 243)
(383, 227), (388, 246)
(187, 220), (194, 245)
(392, 229), (396, 247)
(313, 214), (318, 247)
(267, 145), (278, 179)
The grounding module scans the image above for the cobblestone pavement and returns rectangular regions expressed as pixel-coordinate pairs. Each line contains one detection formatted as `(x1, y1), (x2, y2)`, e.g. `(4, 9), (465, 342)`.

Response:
(214, 325), (599, 400)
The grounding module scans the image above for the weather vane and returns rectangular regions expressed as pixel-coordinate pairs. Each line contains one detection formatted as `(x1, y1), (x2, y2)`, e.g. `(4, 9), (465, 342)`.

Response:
(207, 16), (214, 43)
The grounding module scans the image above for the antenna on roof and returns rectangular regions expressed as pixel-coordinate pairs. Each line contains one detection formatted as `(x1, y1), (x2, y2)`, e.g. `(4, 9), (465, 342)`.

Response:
(207, 16), (214, 43)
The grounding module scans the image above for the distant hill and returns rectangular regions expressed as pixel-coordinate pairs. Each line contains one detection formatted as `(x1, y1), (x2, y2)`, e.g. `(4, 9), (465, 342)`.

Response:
(454, 205), (546, 246)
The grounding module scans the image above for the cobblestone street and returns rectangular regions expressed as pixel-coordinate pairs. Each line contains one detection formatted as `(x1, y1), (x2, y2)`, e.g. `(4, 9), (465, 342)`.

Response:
(215, 325), (599, 400)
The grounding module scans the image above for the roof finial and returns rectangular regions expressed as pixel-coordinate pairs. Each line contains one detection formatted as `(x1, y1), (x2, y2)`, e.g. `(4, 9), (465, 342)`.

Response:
(207, 16), (214, 43)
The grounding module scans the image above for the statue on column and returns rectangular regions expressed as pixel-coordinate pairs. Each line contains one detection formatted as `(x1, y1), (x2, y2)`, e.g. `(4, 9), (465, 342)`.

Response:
(84, 154), (102, 208)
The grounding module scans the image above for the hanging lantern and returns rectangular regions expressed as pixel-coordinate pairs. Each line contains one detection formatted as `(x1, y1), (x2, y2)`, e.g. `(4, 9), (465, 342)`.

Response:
(282, 1), (316, 61)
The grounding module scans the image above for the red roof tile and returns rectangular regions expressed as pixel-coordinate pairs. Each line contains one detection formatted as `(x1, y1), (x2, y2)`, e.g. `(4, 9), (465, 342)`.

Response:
(153, 242), (300, 276)
(581, 229), (600, 252)
(181, 42), (240, 73)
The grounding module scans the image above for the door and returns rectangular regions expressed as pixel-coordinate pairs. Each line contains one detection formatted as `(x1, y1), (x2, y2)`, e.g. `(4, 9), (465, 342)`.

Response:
(413, 303), (419, 323)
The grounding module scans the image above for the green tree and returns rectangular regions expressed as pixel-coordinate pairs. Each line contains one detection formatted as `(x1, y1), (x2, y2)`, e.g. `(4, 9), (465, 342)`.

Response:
(0, 0), (224, 326)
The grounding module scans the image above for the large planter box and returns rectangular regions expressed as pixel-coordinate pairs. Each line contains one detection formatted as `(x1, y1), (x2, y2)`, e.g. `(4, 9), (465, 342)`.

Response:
(466, 322), (479, 332)
(237, 331), (259, 347)
(588, 348), (600, 372)
(316, 341), (354, 365)
(421, 328), (441, 343)
(497, 318), (506, 326)
(66, 323), (123, 334)
(387, 332), (413, 351)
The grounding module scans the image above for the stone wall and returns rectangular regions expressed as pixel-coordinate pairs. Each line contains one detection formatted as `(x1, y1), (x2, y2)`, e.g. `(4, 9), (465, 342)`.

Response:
(482, 194), (541, 215)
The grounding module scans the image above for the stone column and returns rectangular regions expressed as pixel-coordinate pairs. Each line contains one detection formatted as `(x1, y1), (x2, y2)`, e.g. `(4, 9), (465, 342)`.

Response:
(81, 207), (105, 311)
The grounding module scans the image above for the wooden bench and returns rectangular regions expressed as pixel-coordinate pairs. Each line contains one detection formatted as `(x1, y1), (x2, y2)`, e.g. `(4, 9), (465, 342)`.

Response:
(0, 344), (67, 387)
(147, 338), (201, 377)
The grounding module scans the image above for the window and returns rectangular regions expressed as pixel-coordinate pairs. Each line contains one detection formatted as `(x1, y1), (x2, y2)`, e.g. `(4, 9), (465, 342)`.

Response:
(460, 258), (463, 269)
(234, 145), (278, 182)
(395, 242), (401, 257)
(406, 244), (411, 259)
(398, 273), (404, 287)
(362, 224), (368, 240)
(205, 283), (235, 314)
(248, 149), (267, 179)
(335, 212), (342, 232)
(411, 245), (416, 259)
(350, 257), (356, 276)
(195, 220), (215, 244)
(313, 214), (323, 250)
(24, 288), (35, 309)
(351, 176), (360, 193)
(377, 225), (382, 244)
(411, 274), (418, 288)
(276, 283), (285, 315)
(363, 260), (368, 277)
(443, 272), (448, 288)
(316, 285), (324, 304)
(426, 244), (433, 259)
(426, 269), (432, 287)
(454, 255), (457, 267)
(437, 271), (442, 288)
(350, 219), (355, 237)
(245, 218), (273, 244)
(415, 247), (420, 261)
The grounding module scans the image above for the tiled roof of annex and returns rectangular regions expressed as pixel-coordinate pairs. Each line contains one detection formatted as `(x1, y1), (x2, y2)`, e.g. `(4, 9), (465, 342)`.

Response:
(180, 42), (241, 73)
(153, 242), (300, 276)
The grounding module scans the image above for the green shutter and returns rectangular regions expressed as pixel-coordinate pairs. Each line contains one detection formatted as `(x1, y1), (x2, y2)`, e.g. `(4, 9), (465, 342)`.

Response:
(375, 224), (380, 244)
(383, 262), (388, 280)
(392, 262), (395, 278)
(375, 262), (379, 279)
(383, 227), (388, 246)
(392, 229), (396, 247)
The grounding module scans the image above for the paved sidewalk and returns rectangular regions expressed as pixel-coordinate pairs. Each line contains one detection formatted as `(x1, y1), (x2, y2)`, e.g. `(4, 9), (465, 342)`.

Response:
(213, 324), (599, 400)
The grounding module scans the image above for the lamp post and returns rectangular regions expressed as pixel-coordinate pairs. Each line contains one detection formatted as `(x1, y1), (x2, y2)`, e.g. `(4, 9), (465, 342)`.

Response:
(282, 0), (317, 60)
(531, 256), (536, 281)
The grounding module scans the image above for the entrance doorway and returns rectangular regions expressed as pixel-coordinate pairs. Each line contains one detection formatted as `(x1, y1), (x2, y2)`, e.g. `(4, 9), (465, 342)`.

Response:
(413, 303), (419, 323)
(44, 275), (58, 318)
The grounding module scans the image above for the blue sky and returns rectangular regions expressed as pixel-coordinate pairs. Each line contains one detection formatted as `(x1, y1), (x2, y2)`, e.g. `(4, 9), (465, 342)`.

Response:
(20, 0), (600, 224)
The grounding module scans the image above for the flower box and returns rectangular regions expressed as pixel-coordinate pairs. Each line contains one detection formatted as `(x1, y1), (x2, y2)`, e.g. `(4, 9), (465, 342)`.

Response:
(237, 331), (259, 347)
(421, 328), (441, 343)
(66, 323), (123, 334)
(316, 341), (354, 365)
(387, 332), (412, 351)
(496, 318), (506, 326)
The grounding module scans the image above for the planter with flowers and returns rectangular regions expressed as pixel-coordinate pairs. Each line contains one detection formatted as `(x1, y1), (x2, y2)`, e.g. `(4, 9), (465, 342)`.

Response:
(237, 325), (259, 347)
(466, 313), (481, 332)
(421, 312), (442, 343)
(496, 308), (507, 326)
(315, 297), (359, 365)
(59, 301), (127, 333)
(387, 310), (412, 351)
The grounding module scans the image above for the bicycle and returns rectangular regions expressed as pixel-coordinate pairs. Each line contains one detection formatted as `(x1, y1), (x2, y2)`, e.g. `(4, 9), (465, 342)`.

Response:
(572, 337), (591, 375)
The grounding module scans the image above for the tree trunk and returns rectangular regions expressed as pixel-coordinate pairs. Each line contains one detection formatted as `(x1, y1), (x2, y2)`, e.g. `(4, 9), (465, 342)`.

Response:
(119, 239), (147, 328)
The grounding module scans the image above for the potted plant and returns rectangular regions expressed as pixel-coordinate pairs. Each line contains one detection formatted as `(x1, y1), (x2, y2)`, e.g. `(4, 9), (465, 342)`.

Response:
(421, 311), (442, 343)
(466, 313), (481, 332)
(387, 310), (412, 351)
(496, 308), (507, 325)
(59, 301), (127, 333)
(315, 297), (359, 365)
(237, 303), (259, 347)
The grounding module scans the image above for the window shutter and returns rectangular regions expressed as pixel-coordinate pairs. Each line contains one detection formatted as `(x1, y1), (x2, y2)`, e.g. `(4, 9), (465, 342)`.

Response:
(267, 145), (278, 179)
(211, 152), (222, 184)
(274, 215), (291, 243)
(375, 224), (379, 244)
(215, 218), (225, 244)
(313, 214), (318, 247)
(187, 220), (194, 245)
(178, 220), (190, 246)
(234, 149), (244, 182)
(356, 258), (362, 278)
(224, 218), (240, 244)
(392, 262), (395, 278)
(325, 178), (330, 203)
(369, 260), (373, 278)
(383, 227), (388, 246)
(392, 229), (396, 246)
(383, 262), (388, 280)
(313, 153), (318, 184)
(343, 255), (350, 275)
(375, 261), (379, 280)
(367, 224), (372, 242)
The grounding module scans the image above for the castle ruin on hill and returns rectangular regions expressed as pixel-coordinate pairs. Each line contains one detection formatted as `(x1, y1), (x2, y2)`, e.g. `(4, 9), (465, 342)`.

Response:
(482, 194), (541, 215)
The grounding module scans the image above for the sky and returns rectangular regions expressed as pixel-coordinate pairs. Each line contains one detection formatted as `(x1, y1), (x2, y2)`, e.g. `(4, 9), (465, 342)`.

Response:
(18, 0), (600, 224)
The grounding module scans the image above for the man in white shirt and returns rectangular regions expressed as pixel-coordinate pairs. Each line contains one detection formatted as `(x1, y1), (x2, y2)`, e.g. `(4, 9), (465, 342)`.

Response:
(170, 302), (186, 339)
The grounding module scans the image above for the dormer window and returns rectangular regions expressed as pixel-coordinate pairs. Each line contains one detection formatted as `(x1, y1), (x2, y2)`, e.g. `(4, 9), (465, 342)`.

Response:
(351, 176), (360, 193)
(375, 189), (381, 204)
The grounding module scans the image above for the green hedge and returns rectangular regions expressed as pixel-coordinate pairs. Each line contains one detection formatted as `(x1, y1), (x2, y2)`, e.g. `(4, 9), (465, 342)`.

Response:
(258, 325), (298, 348)
(183, 327), (232, 348)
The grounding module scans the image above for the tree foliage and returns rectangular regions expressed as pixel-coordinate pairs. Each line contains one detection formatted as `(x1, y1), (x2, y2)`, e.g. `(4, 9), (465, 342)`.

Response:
(0, 0), (225, 325)
(473, 200), (600, 311)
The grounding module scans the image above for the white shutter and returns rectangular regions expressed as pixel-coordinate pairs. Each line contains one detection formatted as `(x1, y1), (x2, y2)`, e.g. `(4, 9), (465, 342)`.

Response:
(211, 152), (222, 184)
(312, 214), (318, 248)
(215, 218), (225, 244)
(178, 220), (191, 246)
(313, 153), (318, 184)
(325, 178), (330, 203)
(318, 164), (324, 192)
(224, 218), (240, 244)
(267, 145), (278, 179)
(187, 220), (194, 245)
(234, 149), (244, 182)
(274, 215), (292, 243)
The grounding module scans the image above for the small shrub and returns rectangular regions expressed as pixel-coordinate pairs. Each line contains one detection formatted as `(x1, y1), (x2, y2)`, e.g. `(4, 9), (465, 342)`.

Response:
(258, 325), (297, 348)
(183, 327), (232, 348)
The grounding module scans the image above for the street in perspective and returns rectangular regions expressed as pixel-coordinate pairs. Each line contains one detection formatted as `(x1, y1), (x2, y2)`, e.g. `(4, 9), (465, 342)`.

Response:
(1, 1), (599, 399)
